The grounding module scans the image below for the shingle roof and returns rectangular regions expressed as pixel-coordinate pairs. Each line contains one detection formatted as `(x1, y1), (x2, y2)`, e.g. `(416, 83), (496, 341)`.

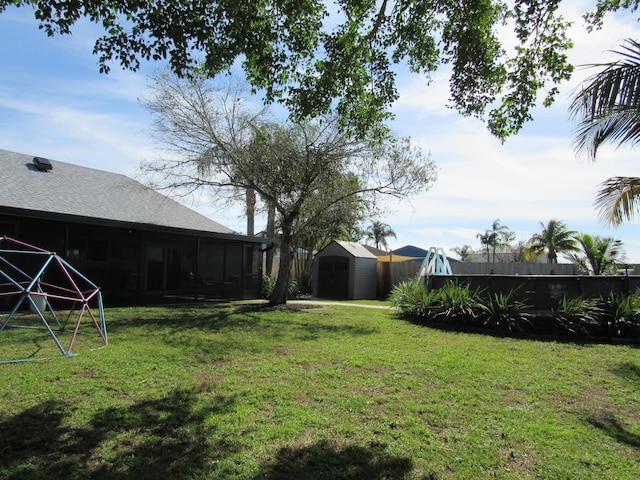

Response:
(362, 244), (388, 257)
(393, 245), (429, 258)
(0, 148), (236, 235)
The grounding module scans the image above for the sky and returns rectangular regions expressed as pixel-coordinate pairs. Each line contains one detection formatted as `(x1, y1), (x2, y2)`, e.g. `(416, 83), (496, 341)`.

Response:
(1, 3), (640, 262)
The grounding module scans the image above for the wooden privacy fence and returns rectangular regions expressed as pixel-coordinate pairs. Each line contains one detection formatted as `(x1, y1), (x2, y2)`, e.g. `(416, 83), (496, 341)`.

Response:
(377, 261), (421, 297)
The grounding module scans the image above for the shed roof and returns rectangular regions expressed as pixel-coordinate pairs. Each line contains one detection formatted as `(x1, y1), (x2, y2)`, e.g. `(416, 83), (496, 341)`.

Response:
(330, 241), (378, 259)
(0, 148), (237, 236)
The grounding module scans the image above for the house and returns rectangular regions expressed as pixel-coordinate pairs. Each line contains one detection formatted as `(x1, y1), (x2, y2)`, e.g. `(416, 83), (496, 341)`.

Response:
(391, 244), (429, 260)
(391, 245), (460, 265)
(313, 241), (377, 300)
(0, 148), (271, 305)
(362, 244), (388, 258)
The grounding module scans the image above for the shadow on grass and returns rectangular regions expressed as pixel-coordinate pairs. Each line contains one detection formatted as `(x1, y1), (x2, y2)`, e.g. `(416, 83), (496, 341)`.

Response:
(586, 361), (640, 449)
(612, 361), (640, 389)
(0, 387), (239, 479)
(251, 438), (418, 480)
(110, 303), (380, 341)
(106, 304), (238, 332)
(588, 413), (640, 449)
(109, 304), (379, 338)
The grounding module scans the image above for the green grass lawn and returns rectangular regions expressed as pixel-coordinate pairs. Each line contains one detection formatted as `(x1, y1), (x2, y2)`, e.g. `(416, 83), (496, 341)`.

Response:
(0, 303), (639, 479)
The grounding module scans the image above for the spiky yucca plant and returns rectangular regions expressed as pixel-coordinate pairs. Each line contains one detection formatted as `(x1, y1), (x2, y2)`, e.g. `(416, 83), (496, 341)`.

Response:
(431, 282), (482, 326)
(600, 291), (640, 338)
(551, 296), (603, 337)
(389, 279), (440, 320)
(479, 290), (533, 333)
(262, 274), (300, 299)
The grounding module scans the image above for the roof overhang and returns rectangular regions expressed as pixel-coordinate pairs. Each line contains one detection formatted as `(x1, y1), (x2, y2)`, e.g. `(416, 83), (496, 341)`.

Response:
(0, 206), (277, 245)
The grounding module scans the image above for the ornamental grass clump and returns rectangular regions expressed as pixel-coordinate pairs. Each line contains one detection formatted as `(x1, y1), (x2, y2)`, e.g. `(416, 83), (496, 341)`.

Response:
(430, 282), (482, 327)
(388, 278), (440, 320)
(262, 274), (300, 299)
(551, 295), (603, 337)
(478, 289), (533, 333)
(599, 291), (640, 338)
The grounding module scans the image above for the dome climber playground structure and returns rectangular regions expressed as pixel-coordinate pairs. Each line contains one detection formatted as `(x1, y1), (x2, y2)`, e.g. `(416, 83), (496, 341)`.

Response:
(0, 236), (107, 362)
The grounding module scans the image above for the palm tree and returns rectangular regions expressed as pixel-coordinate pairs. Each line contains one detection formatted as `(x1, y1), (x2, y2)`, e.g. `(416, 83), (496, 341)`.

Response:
(478, 219), (514, 263)
(451, 245), (474, 261)
(570, 39), (640, 225)
(365, 220), (396, 251)
(476, 232), (492, 263)
(527, 219), (579, 264)
(567, 234), (624, 275)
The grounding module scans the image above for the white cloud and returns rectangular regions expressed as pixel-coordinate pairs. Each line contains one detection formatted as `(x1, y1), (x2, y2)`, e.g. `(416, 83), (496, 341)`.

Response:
(379, 5), (640, 258)
(395, 72), (454, 118)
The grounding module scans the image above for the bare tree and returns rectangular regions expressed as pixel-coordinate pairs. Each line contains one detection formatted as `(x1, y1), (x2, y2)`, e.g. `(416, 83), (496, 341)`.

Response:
(142, 72), (437, 304)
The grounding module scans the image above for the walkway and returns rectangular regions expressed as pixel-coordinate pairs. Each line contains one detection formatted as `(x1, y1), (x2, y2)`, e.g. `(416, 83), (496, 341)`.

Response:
(289, 299), (397, 310)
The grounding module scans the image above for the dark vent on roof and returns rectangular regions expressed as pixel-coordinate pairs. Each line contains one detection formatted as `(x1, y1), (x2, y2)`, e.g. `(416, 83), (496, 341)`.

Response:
(33, 157), (53, 172)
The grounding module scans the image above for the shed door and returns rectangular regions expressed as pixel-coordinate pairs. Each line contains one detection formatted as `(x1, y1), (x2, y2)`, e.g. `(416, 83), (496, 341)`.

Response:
(317, 256), (349, 299)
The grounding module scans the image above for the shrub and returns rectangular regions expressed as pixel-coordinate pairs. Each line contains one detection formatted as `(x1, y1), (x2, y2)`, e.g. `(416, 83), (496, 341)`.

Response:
(551, 296), (603, 337)
(392, 278), (640, 341)
(431, 282), (482, 326)
(599, 291), (640, 338)
(261, 274), (301, 299)
(389, 279), (440, 320)
(478, 290), (533, 333)
(261, 274), (276, 298)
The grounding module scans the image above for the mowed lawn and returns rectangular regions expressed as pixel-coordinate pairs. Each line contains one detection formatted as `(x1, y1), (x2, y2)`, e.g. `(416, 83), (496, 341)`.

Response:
(0, 302), (639, 479)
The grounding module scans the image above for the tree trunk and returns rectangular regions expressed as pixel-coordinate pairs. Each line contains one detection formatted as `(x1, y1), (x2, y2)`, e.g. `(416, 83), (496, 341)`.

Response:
(245, 188), (256, 236)
(265, 202), (276, 276)
(269, 233), (293, 305)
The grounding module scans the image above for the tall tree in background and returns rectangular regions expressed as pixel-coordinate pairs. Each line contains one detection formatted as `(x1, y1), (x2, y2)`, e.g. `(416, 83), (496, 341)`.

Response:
(451, 245), (474, 261)
(476, 232), (492, 263)
(527, 219), (579, 264)
(567, 234), (624, 275)
(570, 39), (640, 226)
(365, 221), (397, 251)
(511, 240), (530, 263)
(8, 0), (633, 141)
(490, 219), (514, 263)
(477, 219), (514, 263)
(141, 73), (437, 305)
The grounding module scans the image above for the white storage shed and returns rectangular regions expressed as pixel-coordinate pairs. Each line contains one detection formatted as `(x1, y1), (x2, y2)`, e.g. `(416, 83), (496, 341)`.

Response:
(313, 241), (378, 300)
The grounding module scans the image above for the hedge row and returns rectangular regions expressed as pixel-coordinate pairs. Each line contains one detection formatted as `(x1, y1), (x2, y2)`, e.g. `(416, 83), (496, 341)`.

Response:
(389, 279), (640, 340)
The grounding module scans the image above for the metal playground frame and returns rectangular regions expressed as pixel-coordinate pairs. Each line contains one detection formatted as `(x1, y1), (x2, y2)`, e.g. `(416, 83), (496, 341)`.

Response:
(417, 247), (453, 276)
(0, 236), (107, 362)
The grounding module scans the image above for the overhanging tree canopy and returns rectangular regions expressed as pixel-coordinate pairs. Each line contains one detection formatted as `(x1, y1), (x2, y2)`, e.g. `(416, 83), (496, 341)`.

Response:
(3, 0), (630, 139)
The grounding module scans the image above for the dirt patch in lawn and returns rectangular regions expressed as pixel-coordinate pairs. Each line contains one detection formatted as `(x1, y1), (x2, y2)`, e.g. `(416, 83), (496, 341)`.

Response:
(234, 302), (325, 313)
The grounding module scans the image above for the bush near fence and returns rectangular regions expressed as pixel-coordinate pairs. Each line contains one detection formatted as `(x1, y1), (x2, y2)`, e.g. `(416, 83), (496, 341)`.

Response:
(389, 276), (640, 342)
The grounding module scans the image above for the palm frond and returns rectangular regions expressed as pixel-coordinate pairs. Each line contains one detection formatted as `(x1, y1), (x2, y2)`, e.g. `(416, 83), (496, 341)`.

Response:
(573, 108), (640, 159)
(570, 39), (640, 159)
(595, 176), (640, 226)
